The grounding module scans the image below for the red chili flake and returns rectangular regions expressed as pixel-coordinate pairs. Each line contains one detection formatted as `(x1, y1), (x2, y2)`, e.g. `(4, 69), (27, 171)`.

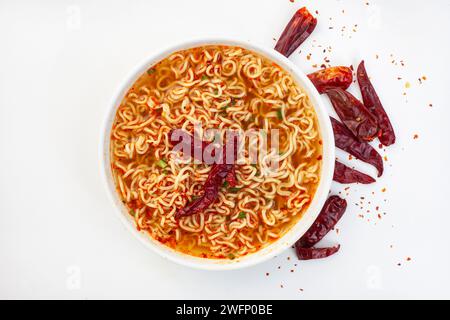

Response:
(413, 134), (419, 139)
(275, 7), (317, 57)
(381, 188), (387, 192)
(266, 272), (270, 276)
(406, 257), (412, 261)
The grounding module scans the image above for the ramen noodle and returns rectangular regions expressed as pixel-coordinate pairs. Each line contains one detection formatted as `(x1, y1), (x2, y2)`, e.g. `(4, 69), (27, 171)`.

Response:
(110, 45), (322, 259)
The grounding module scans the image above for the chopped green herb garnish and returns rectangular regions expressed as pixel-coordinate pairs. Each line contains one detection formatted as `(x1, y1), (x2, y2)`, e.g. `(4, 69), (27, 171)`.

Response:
(276, 109), (283, 120)
(238, 212), (246, 219)
(222, 181), (229, 188)
(228, 187), (241, 193)
(147, 68), (156, 75)
(129, 209), (135, 216)
(156, 159), (168, 169)
(214, 89), (219, 95)
(228, 254), (235, 260)
(201, 75), (208, 81)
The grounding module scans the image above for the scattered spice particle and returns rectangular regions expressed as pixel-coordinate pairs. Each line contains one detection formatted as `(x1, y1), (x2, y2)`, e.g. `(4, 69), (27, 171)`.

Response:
(397, 263), (402, 266)
(306, 53), (312, 60)
(422, 76), (427, 81)
(287, 256), (291, 261)
(406, 257), (412, 262)
(277, 266), (281, 269)
(429, 103), (433, 107)
(290, 269), (294, 273)
(405, 81), (411, 89)
(381, 188), (387, 192)
(266, 272), (269, 276)
(299, 288), (304, 292)
(378, 214), (382, 219)
(384, 155), (388, 161)
(280, 284), (284, 288)
(413, 134), (419, 140)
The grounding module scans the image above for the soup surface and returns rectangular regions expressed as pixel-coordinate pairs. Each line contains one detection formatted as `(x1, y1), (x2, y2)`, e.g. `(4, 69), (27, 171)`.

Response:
(110, 45), (322, 259)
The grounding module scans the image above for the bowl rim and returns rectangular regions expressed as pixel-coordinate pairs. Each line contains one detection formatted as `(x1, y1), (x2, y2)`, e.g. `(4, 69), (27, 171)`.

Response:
(99, 37), (335, 271)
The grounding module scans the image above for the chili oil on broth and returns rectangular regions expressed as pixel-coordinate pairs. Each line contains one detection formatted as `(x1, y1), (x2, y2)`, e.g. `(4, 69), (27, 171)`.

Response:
(110, 45), (322, 260)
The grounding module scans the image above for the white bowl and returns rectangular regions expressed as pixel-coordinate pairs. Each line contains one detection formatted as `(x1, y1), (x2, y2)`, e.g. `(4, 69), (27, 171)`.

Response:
(99, 38), (335, 270)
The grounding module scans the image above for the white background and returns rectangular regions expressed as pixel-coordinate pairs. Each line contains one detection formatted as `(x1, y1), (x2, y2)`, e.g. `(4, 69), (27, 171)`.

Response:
(1, 0), (450, 299)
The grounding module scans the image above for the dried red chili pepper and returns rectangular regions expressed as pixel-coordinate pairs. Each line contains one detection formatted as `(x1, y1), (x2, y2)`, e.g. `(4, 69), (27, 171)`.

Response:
(327, 88), (379, 142)
(295, 245), (340, 260)
(308, 67), (353, 94)
(297, 195), (347, 248)
(357, 61), (396, 146)
(333, 161), (376, 184)
(275, 7), (317, 57)
(171, 131), (239, 219)
(175, 163), (235, 219)
(331, 117), (384, 177)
